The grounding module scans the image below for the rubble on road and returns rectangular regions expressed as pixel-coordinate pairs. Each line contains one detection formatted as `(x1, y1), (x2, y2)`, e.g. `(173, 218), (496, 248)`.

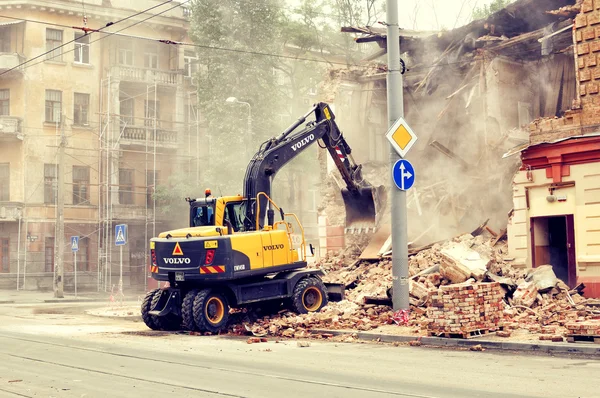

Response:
(226, 232), (597, 342)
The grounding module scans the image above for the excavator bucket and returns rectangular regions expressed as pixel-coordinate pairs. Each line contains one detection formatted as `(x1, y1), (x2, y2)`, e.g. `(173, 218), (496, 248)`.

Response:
(341, 185), (387, 231)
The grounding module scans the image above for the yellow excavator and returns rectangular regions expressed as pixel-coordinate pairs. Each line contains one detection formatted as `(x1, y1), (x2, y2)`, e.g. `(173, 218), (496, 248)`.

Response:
(142, 102), (386, 333)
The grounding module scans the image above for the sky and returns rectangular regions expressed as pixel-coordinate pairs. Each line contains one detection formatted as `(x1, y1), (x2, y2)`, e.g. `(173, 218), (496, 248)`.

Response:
(287, 0), (501, 31)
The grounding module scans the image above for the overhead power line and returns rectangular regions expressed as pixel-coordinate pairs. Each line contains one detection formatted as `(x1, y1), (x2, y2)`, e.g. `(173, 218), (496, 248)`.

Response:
(0, 0), (189, 77)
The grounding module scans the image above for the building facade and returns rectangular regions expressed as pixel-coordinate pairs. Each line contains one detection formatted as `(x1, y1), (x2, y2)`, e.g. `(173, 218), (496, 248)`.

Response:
(0, 0), (202, 292)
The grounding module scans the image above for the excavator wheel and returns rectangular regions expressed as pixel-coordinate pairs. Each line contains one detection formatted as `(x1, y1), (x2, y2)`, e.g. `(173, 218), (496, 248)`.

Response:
(151, 289), (182, 331)
(192, 288), (230, 333)
(291, 277), (328, 314)
(182, 289), (199, 331)
(141, 289), (161, 330)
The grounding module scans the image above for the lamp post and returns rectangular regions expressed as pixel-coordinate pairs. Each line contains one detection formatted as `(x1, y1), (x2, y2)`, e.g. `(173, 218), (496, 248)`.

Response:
(225, 97), (252, 160)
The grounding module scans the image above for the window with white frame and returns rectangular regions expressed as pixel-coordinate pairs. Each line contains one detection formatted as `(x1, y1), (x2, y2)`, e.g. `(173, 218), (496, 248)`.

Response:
(72, 165), (90, 205)
(144, 44), (158, 69)
(45, 90), (62, 123)
(46, 29), (63, 61)
(184, 50), (199, 78)
(0, 89), (9, 116)
(74, 33), (90, 64)
(74, 93), (89, 125)
(118, 39), (133, 66)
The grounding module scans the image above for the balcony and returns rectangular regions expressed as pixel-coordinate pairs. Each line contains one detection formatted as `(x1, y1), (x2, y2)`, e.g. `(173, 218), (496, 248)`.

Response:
(0, 116), (22, 140)
(0, 202), (23, 221)
(112, 66), (183, 86)
(121, 126), (179, 149)
(0, 53), (25, 75)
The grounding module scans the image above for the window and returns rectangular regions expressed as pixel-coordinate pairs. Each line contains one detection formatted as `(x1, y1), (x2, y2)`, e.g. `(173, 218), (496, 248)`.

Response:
(0, 238), (8, 273)
(191, 205), (215, 227)
(74, 33), (90, 64)
(0, 27), (11, 53)
(144, 100), (160, 127)
(72, 166), (90, 205)
(44, 164), (57, 204)
(224, 201), (247, 232)
(146, 170), (158, 207)
(184, 50), (198, 78)
(118, 40), (133, 66)
(182, 5), (192, 18)
(0, 89), (9, 116)
(78, 237), (89, 271)
(119, 168), (134, 205)
(45, 237), (54, 272)
(45, 90), (62, 123)
(144, 44), (158, 69)
(0, 163), (9, 201)
(120, 96), (134, 126)
(46, 29), (63, 61)
(73, 93), (89, 125)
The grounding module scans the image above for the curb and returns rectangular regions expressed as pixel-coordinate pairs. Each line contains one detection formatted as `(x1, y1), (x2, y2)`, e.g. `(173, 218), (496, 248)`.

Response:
(310, 329), (600, 356)
(84, 309), (142, 321)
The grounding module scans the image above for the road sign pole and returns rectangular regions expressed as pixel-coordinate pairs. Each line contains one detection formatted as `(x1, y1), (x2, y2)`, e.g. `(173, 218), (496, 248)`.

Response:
(119, 245), (123, 297)
(74, 251), (77, 297)
(387, 0), (409, 311)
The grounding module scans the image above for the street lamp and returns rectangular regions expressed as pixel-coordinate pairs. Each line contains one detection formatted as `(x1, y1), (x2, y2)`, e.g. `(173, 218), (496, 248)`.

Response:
(225, 97), (252, 159)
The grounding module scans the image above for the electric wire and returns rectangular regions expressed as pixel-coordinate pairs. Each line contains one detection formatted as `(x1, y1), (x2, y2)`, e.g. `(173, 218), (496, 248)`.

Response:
(0, 0), (187, 77)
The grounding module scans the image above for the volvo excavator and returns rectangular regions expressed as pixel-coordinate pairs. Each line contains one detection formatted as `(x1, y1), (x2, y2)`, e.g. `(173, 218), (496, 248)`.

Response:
(142, 102), (386, 333)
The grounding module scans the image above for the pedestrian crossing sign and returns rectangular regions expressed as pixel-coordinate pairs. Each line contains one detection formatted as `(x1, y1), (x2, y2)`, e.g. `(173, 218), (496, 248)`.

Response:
(71, 236), (79, 252)
(115, 224), (127, 246)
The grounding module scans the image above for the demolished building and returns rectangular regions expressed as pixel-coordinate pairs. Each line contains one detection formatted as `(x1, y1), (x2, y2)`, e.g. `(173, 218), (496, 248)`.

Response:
(317, 0), (600, 297)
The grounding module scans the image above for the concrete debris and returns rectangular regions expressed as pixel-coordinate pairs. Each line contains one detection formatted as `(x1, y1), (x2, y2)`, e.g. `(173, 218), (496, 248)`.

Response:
(440, 243), (490, 283)
(227, 232), (596, 341)
(525, 265), (559, 293)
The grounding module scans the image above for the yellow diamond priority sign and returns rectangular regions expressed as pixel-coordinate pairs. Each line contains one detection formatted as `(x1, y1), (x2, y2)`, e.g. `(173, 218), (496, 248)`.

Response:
(386, 117), (418, 158)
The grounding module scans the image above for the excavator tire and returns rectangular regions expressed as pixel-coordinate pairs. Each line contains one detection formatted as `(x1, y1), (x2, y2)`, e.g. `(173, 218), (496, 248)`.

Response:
(151, 289), (182, 331)
(141, 289), (161, 330)
(192, 288), (229, 333)
(182, 289), (199, 331)
(291, 277), (328, 314)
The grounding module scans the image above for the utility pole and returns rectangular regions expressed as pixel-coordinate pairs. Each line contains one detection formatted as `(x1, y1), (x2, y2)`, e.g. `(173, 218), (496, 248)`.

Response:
(54, 116), (65, 298)
(387, 0), (409, 310)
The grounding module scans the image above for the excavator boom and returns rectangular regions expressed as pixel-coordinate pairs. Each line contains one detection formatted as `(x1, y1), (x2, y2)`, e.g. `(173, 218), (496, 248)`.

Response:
(243, 102), (386, 230)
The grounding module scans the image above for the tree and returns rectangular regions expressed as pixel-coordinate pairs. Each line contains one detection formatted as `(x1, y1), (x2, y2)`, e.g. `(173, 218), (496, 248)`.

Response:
(472, 0), (515, 20)
(188, 0), (287, 194)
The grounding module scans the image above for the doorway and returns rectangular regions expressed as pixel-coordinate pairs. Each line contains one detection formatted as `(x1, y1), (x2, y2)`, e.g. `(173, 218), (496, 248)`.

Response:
(530, 215), (576, 288)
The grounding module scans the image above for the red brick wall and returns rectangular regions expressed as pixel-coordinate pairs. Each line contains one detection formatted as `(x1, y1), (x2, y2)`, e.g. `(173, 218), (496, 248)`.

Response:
(528, 0), (600, 144)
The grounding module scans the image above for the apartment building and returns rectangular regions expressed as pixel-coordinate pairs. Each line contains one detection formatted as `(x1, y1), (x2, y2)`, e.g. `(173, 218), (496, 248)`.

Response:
(0, 0), (202, 291)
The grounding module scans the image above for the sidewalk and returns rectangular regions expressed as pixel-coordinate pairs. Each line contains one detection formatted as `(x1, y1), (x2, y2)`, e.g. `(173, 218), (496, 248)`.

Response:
(310, 328), (600, 356)
(0, 289), (143, 305)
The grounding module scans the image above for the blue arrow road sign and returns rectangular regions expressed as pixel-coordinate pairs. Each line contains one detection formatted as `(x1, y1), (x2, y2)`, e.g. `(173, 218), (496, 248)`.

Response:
(115, 224), (127, 246)
(71, 236), (79, 252)
(392, 159), (415, 191)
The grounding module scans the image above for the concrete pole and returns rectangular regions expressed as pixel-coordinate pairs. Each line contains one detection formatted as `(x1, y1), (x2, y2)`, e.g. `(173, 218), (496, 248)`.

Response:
(54, 117), (65, 298)
(387, 0), (409, 310)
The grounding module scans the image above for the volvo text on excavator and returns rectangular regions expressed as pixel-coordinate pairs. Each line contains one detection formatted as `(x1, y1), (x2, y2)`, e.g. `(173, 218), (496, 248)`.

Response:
(141, 102), (386, 333)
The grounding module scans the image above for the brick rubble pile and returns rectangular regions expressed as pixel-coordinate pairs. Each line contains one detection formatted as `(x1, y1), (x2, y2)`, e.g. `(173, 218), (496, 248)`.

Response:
(565, 320), (600, 336)
(427, 282), (504, 335)
(228, 232), (598, 341)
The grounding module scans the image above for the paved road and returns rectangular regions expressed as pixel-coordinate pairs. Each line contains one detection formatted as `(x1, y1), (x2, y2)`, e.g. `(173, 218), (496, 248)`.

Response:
(0, 326), (599, 398)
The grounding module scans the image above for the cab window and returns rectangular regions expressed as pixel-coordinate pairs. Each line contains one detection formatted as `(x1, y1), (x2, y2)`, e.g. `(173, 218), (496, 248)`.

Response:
(224, 201), (247, 232)
(192, 205), (214, 227)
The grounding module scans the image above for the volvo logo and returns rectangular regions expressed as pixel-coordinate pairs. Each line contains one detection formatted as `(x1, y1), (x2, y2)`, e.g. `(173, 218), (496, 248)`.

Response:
(291, 134), (315, 151)
(263, 244), (284, 251)
(163, 258), (191, 265)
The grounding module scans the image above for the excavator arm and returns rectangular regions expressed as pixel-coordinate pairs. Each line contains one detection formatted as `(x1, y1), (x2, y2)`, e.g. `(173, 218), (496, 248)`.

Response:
(243, 102), (386, 230)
